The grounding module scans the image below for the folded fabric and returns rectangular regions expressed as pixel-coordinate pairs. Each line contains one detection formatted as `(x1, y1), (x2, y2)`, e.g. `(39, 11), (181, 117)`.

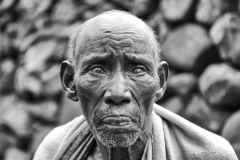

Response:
(33, 104), (238, 160)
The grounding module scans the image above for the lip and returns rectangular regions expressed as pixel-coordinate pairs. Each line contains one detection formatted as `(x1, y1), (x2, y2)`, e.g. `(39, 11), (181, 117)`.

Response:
(103, 116), (132, 126)
(96, 123), (138, 133)
(96, 116), (138, 132)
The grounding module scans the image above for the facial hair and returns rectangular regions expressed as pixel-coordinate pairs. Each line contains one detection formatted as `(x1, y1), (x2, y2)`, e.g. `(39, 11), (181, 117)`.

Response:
(96, 131), (140, 148)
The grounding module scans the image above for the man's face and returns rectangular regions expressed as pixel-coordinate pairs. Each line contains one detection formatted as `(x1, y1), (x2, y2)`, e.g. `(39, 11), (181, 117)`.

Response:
(73, 17), (160, 148)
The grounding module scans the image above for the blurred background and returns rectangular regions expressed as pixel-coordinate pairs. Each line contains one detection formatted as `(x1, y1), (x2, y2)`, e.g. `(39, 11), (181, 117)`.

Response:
(0, 0), (240, 159)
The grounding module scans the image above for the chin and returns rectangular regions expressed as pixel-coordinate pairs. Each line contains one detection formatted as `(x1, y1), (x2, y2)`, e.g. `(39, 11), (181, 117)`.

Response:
(96, 131), (140, 148)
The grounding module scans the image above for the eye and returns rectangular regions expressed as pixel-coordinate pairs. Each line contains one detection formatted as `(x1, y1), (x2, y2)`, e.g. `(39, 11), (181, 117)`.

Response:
(131, 66), (146, 75)
(90, 66), (107, 74)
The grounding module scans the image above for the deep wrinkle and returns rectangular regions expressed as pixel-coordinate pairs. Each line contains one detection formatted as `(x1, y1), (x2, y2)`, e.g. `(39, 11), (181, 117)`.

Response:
(69, 11), (163, 160)
(77, 36), (157, 134)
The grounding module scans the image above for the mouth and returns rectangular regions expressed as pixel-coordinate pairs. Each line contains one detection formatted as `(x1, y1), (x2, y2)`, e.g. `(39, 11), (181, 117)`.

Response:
(103, 116), (132, 126)
(96, 116), (139, 133)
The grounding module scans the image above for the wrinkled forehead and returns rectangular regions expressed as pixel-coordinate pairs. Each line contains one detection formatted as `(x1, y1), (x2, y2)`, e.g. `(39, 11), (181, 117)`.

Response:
(75, 13), (155, 58)
(81, 13), (150, 40)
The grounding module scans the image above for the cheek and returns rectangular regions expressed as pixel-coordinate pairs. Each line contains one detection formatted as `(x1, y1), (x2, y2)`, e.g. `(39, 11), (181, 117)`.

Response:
(74, 75), (106, 121)
(130, 76), (158, 123)
(131, 76), (158, 103)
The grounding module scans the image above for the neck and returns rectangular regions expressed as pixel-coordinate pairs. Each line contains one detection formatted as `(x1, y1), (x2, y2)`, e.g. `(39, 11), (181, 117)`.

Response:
(96, 118), (152, 160)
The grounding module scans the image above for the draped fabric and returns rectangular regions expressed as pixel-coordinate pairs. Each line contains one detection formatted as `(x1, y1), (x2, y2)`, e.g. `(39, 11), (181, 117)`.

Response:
(33, 104), (238, 160)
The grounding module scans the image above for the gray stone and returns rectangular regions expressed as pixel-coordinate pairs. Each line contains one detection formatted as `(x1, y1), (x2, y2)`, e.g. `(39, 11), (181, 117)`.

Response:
(29, 125), (55, 154)
(40, 64), (62, 97)
(167, 73), (197, 96)
(0, 132), (17, 158)
(14, 67), (43, 98)
(19, 23), (80, 53)
(0, 0), (17, 13)
(18, 0), (54, 19)
(222, 110), (240, 159)
(6, 19), (35, 49)
(0, 94), (33, 138)
(0, 33), (14, 59)
(51, 0), (85, 24)
(160, 0), (195, 21)
(196, 0), (239, 24)
(0, 59), (16, 94)
(210, 13), (240, 67)
(4, 148), (30, 160)
(15, 65), (62, 99)
(58, 95), (82, 125)
(199, 63), (240, 110)
(183, 94), (231, 133)
(162, 24), (219, 73)
(131, 0), (158, 18)
(160, 96), (185, 115)
(26, 100), (59, 123)
(23, 40), (60, 74)
(82, 2), (116, 20)
(147, 12), (169, 42)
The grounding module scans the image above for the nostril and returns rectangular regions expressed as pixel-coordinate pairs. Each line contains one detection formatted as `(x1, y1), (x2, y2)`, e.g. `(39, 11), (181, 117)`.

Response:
(105, 99), (115, 105)
(105, 97), (131, 105)
(121, 99), (130, 104)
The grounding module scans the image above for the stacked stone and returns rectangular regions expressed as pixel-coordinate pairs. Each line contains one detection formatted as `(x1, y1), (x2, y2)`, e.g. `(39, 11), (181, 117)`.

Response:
(0, 0), (239, 159)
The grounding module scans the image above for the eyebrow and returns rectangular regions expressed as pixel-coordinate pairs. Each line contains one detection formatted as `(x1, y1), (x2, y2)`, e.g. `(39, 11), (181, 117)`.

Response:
(124, 53), (155, 68)
(80, 52), (112, 68)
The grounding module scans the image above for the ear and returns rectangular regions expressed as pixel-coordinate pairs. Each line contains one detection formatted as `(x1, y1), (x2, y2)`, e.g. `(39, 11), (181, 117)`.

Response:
(60, 60), (79, 101)
(155, 61), (168, 102)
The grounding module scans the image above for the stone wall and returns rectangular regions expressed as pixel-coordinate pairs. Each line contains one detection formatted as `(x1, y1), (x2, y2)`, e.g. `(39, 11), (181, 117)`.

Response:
(0, 0), (240, 159)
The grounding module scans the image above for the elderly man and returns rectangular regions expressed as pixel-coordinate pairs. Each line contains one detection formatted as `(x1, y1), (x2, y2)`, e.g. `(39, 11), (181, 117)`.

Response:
(33, 10), (238, 160)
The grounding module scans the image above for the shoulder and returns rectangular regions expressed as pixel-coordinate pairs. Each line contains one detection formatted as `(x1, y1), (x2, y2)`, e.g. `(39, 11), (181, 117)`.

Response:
(153, 104), (238, 160)
(33, 116), (85, 160)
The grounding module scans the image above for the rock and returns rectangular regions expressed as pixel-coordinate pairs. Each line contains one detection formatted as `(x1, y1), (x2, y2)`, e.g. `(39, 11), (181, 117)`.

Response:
(196, 0), (239, 24)
(15, 67), (43, 98)
(0, 33), (15, 59)
(106, 0), (132, 11)
(40, 64), (62, 97)
(167, 73), (197, 96)
(222, 110), (240, 158)
(26, 99), (59, 123)
(160, 0), (195, 22)
(0, 0), (17, 13)
(29, 125), (55, 154)
(0, 59), (16, 94)
(4, 148), (30, 160)
(210, 13), (240, 67)
(183, 95), (231, 133)
(147, 12), (169, 42)
(0, 132), (17, 158)
(5, 19), (35, 49)
(18, 0), (54, 18)
(19, 23), (80, 53)
(0, 94), (33, 138)
(51, 0), (86, 24)
(15, 65), (62, 99)
(82, 2), (116, 20)
(199, 63), (240, 110)
(83, 0), (103, 6)
(160, 96), (185, 115)
(131, 0), (158, 18)
(162, 24), (220, 73)
(58, 95), (82, 125)
(23, 40), (61, 74)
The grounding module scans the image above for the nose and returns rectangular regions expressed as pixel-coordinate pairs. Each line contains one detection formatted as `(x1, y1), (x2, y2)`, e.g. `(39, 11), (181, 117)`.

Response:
(104, 73), (131, 105)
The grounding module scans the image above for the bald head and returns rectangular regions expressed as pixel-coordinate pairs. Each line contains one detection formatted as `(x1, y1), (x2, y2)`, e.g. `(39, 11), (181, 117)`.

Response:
(61, 10), (169, 149)
(67, 10), (161, 69)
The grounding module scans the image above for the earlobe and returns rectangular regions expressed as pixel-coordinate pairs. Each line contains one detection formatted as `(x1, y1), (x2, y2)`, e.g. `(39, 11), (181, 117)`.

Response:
(155, 61), (169, 102)
(60, 60), (79, 101)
